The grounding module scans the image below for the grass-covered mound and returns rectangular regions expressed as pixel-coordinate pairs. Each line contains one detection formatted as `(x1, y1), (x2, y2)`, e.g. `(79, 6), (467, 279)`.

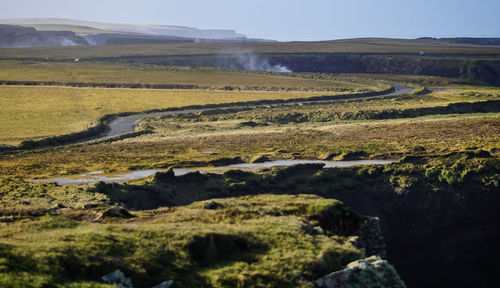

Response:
(0, 194), (367, 288)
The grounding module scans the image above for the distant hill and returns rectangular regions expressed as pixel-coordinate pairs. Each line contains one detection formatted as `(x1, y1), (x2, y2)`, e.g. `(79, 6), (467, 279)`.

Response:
(0, 18), (275, 48)
(418, 37), (500, 46)
(0, 24), (88, 48)
(0, 18), (248, 39)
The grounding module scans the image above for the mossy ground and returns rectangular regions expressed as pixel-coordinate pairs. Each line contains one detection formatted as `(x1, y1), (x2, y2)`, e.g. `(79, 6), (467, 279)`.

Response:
(0, 58), (499, 287)
(0, 152), (498, 287)
(0, 194), (363, 288)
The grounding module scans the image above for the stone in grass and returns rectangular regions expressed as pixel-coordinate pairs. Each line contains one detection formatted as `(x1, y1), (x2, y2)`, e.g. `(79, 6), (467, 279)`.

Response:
(315, 256), (406, 288)
(0, 217), (14, 223)
(239, 121), (259, 128)
(99, 206), (135, 219)
(102, 269), (134, 288)
(203, 200), (222, 210)
(48, 203), (66, 212)
(152, 280), (174, 288)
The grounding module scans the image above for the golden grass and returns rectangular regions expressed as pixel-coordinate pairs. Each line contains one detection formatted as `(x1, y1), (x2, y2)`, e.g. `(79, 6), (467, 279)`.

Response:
(0, 61), (379, 91)
(0, 85), (340, 145)
(1, 113), (497, 180)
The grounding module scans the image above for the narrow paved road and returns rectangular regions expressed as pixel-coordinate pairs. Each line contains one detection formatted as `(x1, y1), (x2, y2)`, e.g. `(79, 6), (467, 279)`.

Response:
(93, 83), (414, 141)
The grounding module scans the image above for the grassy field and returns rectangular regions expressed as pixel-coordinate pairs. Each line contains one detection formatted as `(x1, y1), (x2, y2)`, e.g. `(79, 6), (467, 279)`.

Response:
(0, 76), (498, 178)
(0, 86), (355, 145)
(0, 49), (499, 287)
(1, 38), (500, 60)
(0, 61), (384, 91)
(177, 85), (500, 122)
(1, 112), (497, 180)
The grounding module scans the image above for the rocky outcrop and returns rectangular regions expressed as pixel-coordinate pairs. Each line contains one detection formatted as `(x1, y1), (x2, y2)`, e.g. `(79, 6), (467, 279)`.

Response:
(152, 280), (174, 288)
(99, 206), (135, 219)
(203, 200), (223, 210)
(349, 217), (387, 259)
(102, 269), (134, 288)
(315, 256), (406, 288)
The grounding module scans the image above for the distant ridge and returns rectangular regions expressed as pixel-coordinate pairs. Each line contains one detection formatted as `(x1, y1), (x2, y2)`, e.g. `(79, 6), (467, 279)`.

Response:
(417, 37), (500, 46)
(0, 18), (276, 48)
(0, 18), (247, 40)
(0, 24), (88, 48)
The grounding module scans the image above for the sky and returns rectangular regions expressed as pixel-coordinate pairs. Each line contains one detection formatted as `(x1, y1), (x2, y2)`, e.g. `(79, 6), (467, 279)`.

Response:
(0, 0), (499, 41)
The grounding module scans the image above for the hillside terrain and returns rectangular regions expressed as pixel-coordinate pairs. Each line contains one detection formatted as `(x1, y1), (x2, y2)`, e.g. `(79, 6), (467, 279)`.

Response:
(1, 36), (499, 85)
(0, 36), (499, 288)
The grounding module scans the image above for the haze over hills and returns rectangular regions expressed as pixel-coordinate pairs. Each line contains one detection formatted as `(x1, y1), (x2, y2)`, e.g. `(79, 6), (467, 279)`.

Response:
(1, 18), (500, 49)
(0, 18), (247, 39)
(0, 18), (275, 47)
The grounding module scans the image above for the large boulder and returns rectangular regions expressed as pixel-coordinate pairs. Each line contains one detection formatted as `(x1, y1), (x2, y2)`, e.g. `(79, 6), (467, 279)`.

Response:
(152, 280), (174, 288)
(349, 217), (387, 259)
(315, 256), (406, 288)
(101, 269), (134, 288)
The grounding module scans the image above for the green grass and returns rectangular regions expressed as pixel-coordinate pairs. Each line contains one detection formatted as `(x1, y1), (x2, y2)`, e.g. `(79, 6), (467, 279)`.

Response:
(0, 194), (364, 288)
(0, 152), (498, 287)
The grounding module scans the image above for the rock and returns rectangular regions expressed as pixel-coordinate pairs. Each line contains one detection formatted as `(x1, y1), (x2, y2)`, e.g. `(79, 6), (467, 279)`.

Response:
(312, 226), (325, 235)
(102, 269), (134, 288)
(152, 280), (174, 288)
(203, 201), (222, 210)
(99, 206), (135, 219)
(0, 217), (14, 223)
(29, 210), (46, 217)
(239, 121), (259, 127)
(333, 151), (369, 161)
(350, 217), (387, 258)
(315, 256), (406, 288)
(249, 155), (270, 163)
(48, 203), (66, 212)
(80, 203), (99, 209)
(153, 168), (175, 182)
(209, 156), (244, 166)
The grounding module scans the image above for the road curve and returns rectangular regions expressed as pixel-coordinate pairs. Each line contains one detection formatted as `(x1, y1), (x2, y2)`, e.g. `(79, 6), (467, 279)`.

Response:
(92, 83), (414, 142)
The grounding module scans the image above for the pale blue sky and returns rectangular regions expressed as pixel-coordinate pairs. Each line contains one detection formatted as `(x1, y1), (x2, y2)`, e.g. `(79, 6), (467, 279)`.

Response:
(1, 0), (499, 41)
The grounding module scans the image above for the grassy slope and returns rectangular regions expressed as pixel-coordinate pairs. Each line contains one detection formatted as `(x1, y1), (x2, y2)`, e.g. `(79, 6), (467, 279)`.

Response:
(1, 113), (498, 180)
(0, 61), (379, 91)
(0, 43), (498, 288)
(0, 86), (344, 145)
(0, 62), (388, 145)
(1, 38), (499, 60)
(1, 79), (498, 179)
(0, 152), (498, 287)
(0, 193), (363, 288)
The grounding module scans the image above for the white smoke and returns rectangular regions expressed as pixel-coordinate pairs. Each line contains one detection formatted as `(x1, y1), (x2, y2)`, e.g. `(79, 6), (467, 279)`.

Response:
(219, 51), (292, 73)
(59, 38), (78, 46)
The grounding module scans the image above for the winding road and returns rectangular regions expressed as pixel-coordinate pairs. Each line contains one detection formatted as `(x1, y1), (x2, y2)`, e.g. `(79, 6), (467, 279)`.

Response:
(92, 83), (414, 142)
